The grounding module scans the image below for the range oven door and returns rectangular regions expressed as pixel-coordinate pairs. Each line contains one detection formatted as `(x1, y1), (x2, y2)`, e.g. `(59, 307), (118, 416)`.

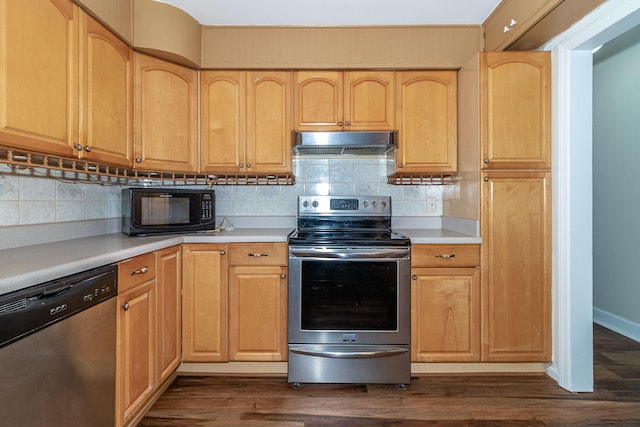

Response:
(287, 246), (411, 385)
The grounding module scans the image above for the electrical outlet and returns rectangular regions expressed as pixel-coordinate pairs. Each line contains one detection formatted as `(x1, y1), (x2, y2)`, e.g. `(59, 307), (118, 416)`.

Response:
(427, 197), (437, 213)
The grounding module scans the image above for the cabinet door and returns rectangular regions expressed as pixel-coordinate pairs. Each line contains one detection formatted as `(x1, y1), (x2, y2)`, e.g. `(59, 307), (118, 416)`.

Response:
(200, 71), (246, 173)
(481, 52), (550, 170)
(116, 280), (155, 427)
(0, 0), (78, 156)
(133, 53), (198, 172)
(294, 71), (343, 131)
(395, 70), (457, 173)
(182, 244), (228, 362)
(481, 171), (551, 361)
(246, 71), (292, 174)
(345, 71), (395, 131)
(228, 266), (287, 361)
(411, 267), (480, 362)
(79, 12), (132, 167)
(156, 245), (181, 384)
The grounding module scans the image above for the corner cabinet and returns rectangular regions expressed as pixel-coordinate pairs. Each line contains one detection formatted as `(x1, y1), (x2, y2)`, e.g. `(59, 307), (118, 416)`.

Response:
(411, 244), (480, 362)
(228, 243), (288, 361)
(480, 51), (551, 362)
(200, 70), (292, 174)
(481, 51), (550, 170)
(133, 53), (198, 172)
(181, 243), (229, 362)
(394, 70), (458, 174)
(294, 71), (395, 131)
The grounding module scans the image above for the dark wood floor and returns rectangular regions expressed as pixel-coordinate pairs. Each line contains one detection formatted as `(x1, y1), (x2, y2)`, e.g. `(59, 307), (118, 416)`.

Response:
(141, 324), (640, 426)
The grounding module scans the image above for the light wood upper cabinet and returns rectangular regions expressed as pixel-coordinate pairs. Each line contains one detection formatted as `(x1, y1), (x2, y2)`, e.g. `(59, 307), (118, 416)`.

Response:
(394, 70), (458, 173)
(294, 71), (395, 131)
(79, 12), (132, 166)
(182, 243), (229, 362)
(481, 51), (550, 170)
(133, 53), (198, 172)
(0, 0), (78, 157)
(201, 70), (292, 174)
(481, 171), (551, 362)
(411, 244), (480, 362)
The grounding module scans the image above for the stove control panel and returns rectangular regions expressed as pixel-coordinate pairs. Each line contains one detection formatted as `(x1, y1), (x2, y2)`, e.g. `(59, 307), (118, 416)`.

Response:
(298, 195), (391, 216)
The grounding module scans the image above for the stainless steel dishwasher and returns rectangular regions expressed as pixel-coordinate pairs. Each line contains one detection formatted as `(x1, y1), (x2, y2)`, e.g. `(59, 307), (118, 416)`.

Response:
(0, 264), (118, 427)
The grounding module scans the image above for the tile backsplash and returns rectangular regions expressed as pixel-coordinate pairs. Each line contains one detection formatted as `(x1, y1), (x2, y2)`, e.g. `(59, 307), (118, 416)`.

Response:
(0, 158), (442, 227)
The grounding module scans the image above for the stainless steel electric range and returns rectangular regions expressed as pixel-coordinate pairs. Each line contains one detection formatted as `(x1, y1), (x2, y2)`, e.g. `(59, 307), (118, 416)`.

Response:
(287, 195), (411, 387)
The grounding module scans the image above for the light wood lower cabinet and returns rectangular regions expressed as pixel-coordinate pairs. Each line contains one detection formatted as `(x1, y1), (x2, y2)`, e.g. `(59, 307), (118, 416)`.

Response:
(116, 252), (156, 427)
(156, 245), (182, 384)
(181, 243), (229, 362)
(411, 244), (480, 362)
(481, 171), (551, 362)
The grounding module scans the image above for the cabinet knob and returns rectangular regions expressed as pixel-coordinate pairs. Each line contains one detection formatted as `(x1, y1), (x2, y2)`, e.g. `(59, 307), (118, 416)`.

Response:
(280, 274), (287, 279)
(246, 163), (252, 168)
(130, 266), (149, 275)
(483, 158), (490, 164)
(122, 302), (130, 311)
(220, 250), (226, 255)
(411, 274), (417, 280)
(345, 121), (350, 126)
(239, 163), (244, 168)
(484, 176), (490, 182)
(75, 143), (83, 151)
(135, 157), (142, 163)
(397, 163), (403, 168)
(84, 146), (92, 152)
(338, 121), (343, 126)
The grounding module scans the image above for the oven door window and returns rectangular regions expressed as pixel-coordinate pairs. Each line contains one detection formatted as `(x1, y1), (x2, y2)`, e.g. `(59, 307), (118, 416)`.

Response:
(300, 260), (397, 331)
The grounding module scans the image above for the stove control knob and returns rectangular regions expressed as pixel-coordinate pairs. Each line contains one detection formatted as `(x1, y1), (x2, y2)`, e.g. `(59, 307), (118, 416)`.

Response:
(363, 201), (368, 208)
(303, 200), (309, 208)
(381, 201), (387, 208)
(372, 201), (377, 208)
(312, 200), (319, 208)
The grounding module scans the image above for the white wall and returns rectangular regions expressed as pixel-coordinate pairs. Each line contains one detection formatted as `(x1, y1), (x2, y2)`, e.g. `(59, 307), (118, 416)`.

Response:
(593, 25), (640, 336)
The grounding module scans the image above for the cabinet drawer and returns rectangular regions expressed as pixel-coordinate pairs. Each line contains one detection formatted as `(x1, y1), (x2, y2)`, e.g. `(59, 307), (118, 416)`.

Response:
(411, 244), (480, 268)
(229, 242), (288, 266)
(118, 252), (156, 293)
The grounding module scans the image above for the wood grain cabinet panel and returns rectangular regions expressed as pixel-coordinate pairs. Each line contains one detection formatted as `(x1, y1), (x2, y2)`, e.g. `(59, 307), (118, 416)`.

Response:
(156, 245), (182, 384)
(133, 53), (198, 172)
(394, 70), (458, 173)
(294, 71), (394, 131)
(481, 51), (550, 170)
(181, 244), (229, 362)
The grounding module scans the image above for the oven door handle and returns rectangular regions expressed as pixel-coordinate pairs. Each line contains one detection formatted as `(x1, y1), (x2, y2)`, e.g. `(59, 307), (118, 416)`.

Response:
(289, 347), (409, 359)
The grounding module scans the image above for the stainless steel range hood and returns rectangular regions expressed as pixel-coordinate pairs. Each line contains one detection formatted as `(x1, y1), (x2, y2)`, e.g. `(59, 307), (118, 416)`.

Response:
(292, 131), (397, 156)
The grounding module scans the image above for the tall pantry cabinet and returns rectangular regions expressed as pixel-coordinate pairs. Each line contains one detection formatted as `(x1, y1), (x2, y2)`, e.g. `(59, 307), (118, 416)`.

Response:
(480, 51), (551, 362)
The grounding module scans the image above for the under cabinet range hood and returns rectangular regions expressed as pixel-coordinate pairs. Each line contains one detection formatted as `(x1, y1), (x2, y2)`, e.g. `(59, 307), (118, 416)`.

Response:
(292, 131), (398, 156)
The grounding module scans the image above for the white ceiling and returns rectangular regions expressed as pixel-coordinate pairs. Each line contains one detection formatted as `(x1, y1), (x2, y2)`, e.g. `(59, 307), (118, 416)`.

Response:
(154, 0), (503, 26)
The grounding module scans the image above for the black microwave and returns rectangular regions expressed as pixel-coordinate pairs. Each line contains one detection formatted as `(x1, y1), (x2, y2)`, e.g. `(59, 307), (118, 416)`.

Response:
(122, 188), (215, 236)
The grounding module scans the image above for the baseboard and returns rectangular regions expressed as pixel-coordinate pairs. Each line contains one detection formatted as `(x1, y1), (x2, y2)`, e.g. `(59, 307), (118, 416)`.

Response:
(593, 307), (640, 343)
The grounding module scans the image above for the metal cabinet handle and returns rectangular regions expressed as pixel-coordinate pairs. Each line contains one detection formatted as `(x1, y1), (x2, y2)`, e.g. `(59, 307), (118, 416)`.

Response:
(248, 252), (268, 257)
(280, 274), (287, 279)
(84, 146), (91, 152)
(122, 302), (130, 311)
(130, 266), (149, 275)
(220, 250), (226, 255)
(75, 143), (83, 151)
(435, 254), (455, 259)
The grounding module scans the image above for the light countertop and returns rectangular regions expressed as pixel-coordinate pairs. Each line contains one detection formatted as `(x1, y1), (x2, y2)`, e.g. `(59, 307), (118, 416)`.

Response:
(0, 226), (479, 296)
